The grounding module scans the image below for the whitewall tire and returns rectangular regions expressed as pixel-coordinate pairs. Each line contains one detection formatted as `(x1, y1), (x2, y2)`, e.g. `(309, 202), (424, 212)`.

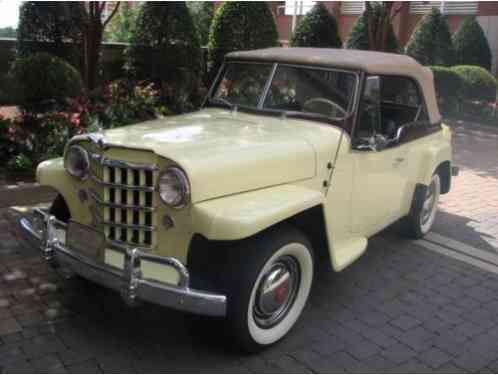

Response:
(401, 173), (441, 238)
(222, 225), (314, 352)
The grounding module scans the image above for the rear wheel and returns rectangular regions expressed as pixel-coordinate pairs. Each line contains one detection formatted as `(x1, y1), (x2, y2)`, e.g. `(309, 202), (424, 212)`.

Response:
(401, 173), (441, 238)
(222, 225), (314, 352)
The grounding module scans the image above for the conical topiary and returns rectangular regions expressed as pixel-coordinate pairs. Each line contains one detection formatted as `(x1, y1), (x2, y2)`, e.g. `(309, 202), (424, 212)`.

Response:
(290, 3), (342, 48)
(405, 7), (455, 66)
(208, 2), (278, 81)
(126, 1), (201, 112)
(453, 16), (492, 71)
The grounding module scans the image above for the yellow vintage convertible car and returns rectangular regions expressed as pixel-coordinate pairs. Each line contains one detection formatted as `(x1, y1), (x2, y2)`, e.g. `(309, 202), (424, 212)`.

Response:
(20, 48), (457, 351)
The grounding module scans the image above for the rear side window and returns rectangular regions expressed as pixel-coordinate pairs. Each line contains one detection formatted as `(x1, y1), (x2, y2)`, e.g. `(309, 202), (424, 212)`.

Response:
(381, 76), (428, 122)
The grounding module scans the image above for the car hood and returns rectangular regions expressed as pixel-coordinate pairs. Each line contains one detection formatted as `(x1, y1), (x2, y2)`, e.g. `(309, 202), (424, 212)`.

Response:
(92, 108), (341, 203)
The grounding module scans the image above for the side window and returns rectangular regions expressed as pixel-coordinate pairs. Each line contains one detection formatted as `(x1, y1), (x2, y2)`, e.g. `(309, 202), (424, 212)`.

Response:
(355, 75), (431, 149)
(380, 76), (429, 138)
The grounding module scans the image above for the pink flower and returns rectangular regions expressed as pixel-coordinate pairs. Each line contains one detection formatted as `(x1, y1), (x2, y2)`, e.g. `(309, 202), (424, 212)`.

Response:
(70, 113), (81, 126)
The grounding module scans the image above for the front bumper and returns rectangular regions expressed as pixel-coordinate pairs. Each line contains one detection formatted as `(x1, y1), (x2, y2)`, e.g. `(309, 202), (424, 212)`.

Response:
(19, 209), (226, 317)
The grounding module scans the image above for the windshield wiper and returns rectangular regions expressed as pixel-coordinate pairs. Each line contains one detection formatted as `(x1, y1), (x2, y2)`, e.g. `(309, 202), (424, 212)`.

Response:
(207, 97), (235, 110)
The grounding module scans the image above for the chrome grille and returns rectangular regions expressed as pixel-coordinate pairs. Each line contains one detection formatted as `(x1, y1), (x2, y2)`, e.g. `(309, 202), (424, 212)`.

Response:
(88, 152), (157, 249)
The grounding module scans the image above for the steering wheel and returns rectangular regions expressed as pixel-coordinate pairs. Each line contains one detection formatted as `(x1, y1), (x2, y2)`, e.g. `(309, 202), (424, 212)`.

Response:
(303, 98), (347, 118)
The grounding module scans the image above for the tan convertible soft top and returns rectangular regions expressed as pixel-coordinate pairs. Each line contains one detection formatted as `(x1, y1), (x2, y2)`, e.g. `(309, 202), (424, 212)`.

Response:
(226, 48), (441, 124)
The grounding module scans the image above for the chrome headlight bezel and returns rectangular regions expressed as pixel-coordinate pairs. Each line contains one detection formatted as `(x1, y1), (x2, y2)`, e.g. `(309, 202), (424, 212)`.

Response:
(157, 167), (190, 209)
(64, 145), (90, 180)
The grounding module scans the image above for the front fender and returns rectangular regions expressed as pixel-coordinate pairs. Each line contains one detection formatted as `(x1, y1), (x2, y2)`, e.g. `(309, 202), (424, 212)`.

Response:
(191, 184), (324, 240)
(36, 158), (93, 224)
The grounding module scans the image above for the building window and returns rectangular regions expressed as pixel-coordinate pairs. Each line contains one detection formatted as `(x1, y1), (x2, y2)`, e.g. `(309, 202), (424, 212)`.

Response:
(341, 1), (365, 15)
(283, 1), (317, 16)
(409, 1), (477, 15)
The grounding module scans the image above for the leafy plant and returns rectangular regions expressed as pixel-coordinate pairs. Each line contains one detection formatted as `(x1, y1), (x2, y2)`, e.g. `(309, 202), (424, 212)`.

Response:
(17, 2), (84, 69)
(208, 2), (278, 81)
(188, 2), (214, 46)
(126, 1), (202, 113)
(405, 7), (455, 66)
(11, 53), (83, 112)
(345, 2), (398, 52)
(104, 2), (140, 43)
(429, 66), (462, 115)
(7, 153), (33, 171)
(453, 16), (492, 71)
(290, 3), (341, 48)
(451, 65), (497, 103)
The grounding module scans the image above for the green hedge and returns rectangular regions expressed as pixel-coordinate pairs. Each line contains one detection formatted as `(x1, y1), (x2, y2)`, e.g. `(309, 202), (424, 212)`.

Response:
(429, 66), (462, 114)
(451, 65), (497, 103)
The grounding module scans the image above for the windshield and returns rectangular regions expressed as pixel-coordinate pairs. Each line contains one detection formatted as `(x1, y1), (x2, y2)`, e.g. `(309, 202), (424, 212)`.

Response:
(209, 62), (357, 122)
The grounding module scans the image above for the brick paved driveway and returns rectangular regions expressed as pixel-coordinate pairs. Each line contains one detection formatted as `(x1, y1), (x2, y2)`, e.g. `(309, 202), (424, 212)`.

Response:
(435, 121), (498, 252)
(0, 121), (497, 373)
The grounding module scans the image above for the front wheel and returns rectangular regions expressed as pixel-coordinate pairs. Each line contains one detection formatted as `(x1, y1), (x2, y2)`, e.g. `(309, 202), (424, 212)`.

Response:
(222, 225), (314, 352)
(401, 173), (441, 238)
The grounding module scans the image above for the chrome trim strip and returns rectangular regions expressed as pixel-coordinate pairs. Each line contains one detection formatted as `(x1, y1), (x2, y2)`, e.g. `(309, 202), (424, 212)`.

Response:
(88, 190), (155, 212)
(90, 175), (155, 192)
(100, 221), (155, 231)
(90, 153), (159, 172)
(18, 212), (226, 317)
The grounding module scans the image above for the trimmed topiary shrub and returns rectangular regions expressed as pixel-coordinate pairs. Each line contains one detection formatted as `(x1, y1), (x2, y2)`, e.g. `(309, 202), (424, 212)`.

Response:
(17, 2), (84, 69)
(429, 66), (462, 114)
(290, 3), (341, 48)
(345, 3), (398, 52)
(126, 1), (202, 113)
(188, 1), (214, 46)
(208, 2), (278, 80)
(451, 65), (497, 103)
(453, 16), (492, 71)
(11, 52), (83, 111)
(405, 8), (455, 66)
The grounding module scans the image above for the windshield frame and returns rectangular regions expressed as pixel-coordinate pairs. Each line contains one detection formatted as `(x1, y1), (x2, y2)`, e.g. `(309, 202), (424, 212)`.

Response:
(205, 60), (360, 126)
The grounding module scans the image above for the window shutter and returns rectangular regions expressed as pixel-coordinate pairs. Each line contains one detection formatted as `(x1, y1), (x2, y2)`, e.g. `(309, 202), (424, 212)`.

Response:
(442, 2), (477, 15)
(409, 2), (442, 14)
(341, 2), (365, 15)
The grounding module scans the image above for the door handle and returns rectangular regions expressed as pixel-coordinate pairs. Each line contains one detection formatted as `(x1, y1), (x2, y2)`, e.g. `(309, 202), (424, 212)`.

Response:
(394, 157), (405, 164)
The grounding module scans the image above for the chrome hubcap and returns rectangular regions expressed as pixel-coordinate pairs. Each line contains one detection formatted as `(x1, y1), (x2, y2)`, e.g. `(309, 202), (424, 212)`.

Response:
(253, 255), (300, 328)
(421, 180), (437, 225)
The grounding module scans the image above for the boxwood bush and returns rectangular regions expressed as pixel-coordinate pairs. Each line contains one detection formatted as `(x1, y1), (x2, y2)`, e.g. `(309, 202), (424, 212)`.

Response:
(453, 16), (492, 71)
(429, 66), (462, 113)
(405, 8), (455, 66)
(208, 2), (278, 81)
(451, 65), (497, 103)
(126, 1), (201, 113)
(290, 3), (341, 48)
(11, 52), (83, 111)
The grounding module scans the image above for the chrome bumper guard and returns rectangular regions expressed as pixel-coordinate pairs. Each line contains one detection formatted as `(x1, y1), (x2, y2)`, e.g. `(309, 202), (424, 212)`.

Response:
(19, 209), (226, 317)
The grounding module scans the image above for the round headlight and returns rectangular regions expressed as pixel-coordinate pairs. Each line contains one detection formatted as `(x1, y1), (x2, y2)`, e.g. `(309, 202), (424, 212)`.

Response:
(158, 167), (190, 208)
(64, 145), (89, 180)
